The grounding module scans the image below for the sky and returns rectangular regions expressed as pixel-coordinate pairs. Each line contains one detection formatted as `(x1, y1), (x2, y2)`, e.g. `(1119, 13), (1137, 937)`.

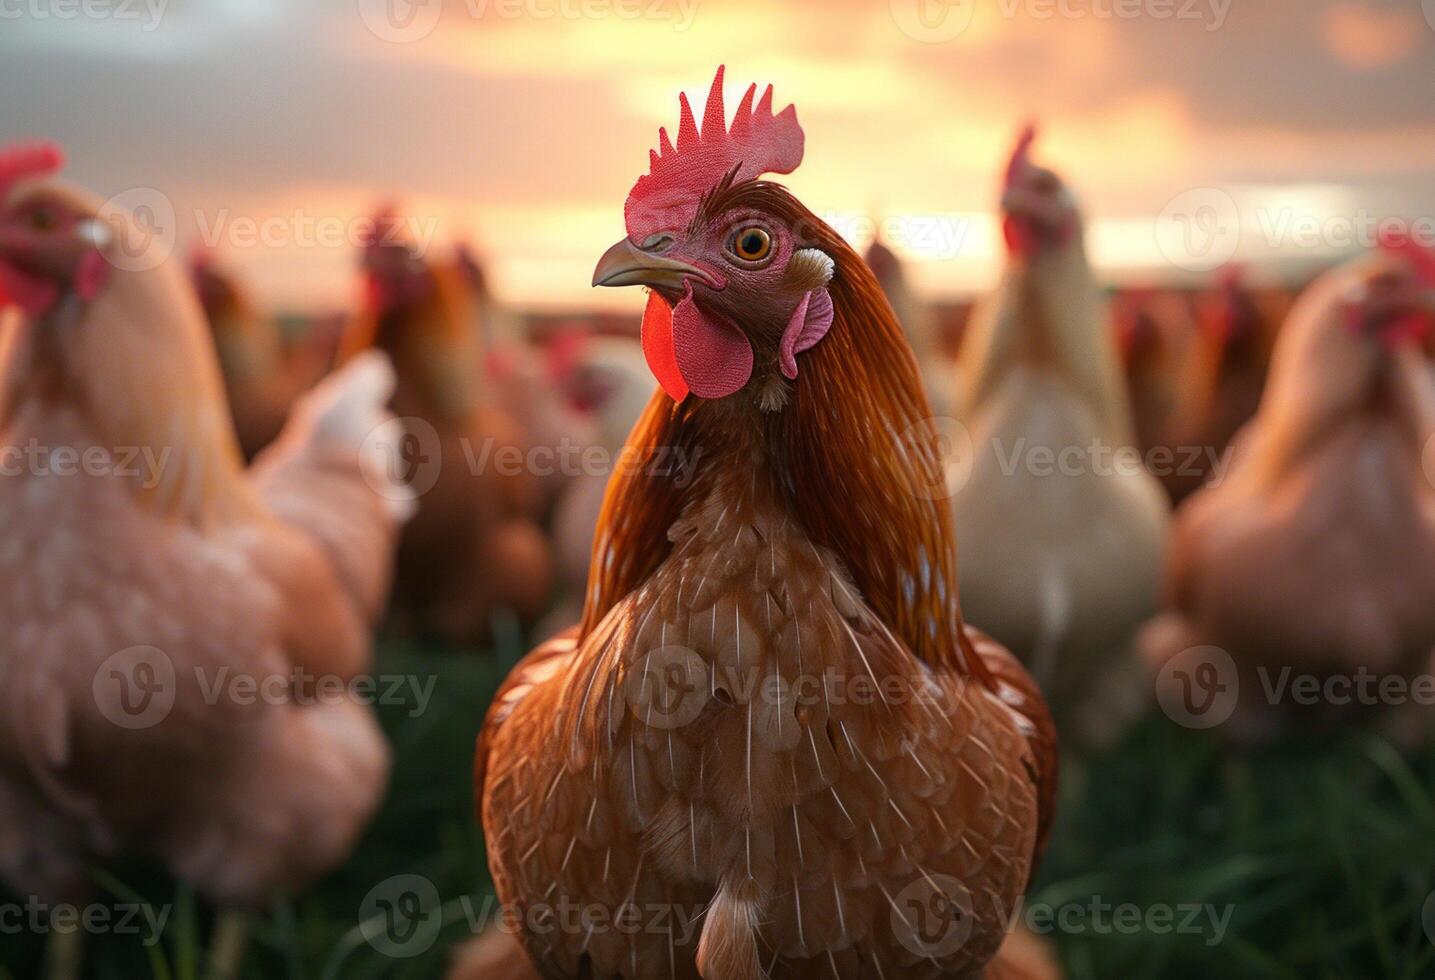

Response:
(3, 0), (1434, 312)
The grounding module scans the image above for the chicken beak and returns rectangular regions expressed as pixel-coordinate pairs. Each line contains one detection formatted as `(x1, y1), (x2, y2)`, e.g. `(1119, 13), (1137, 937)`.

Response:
(592, 237), (710, 291)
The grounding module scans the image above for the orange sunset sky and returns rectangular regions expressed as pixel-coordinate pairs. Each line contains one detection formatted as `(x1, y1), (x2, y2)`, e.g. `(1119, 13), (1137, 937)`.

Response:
(4, 0), (1434, 313)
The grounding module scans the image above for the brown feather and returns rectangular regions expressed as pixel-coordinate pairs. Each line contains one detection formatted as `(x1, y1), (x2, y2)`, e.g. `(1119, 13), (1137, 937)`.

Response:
(487, 181), (1054, 978)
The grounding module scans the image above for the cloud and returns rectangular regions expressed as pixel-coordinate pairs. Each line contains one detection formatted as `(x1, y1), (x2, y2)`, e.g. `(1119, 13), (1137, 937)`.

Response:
(2, 0), (1432, 308)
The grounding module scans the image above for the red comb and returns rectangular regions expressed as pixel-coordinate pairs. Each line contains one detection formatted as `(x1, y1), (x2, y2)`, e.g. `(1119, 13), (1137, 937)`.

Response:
(624, 65), (804, 242)
(1372, 225), (1435, 347)
(1004, 122), (1037, 187)
(0, 142), (64, 198)
(1378, 225), (1435, 286)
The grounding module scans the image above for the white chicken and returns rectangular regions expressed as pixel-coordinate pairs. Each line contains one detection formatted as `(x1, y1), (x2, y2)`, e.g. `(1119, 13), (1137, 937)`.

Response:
(952, 125), (1170, 747)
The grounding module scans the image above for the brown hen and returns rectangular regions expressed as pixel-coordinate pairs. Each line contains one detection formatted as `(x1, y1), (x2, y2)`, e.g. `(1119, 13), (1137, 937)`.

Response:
(1143, 249), (1435, 742)
(1160, 266), (1285, 503)
(0, 145), (409, 974)
(342, 208), (553, 644)
(475, 69), (1056, 980)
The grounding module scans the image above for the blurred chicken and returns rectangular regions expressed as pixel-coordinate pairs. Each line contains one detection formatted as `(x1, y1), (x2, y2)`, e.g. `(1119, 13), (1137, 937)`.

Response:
(459, 242), (595, 516)
(539, 332), (652, 639)
(1113, 287), (1193, 463)
(0, 144), (407, 977)
(476, 68), (1056, 980)
(1161, 266), (1284, 503)
(865, 234), (958, 419)
(190, 248), (330, 460)
(953, 125), (1170, 748)
(1143, 247), (1435, 743)
(343, 208), (552, 644)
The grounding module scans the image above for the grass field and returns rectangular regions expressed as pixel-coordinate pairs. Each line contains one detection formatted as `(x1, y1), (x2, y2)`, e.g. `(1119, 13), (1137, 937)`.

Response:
(5, 637), (1435, 979)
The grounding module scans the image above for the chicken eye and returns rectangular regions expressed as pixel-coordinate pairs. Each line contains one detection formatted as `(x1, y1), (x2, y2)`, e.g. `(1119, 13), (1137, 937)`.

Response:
(29, 209), (54, 232)
(729, 226), (773, 263)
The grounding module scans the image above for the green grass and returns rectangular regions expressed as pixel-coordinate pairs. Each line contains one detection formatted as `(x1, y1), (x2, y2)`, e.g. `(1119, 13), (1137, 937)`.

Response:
(5, 638), (1435, 978)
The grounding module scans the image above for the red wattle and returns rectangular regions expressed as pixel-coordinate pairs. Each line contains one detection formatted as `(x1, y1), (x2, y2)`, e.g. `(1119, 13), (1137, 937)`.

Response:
(76, 249), (110, 302)
(1003, 216), (1032, 257)
(641, 291), (688, 402)
(0, 260), (58, 315)
(672, 287), (753, 399)
(1382, 313), (1430, 350)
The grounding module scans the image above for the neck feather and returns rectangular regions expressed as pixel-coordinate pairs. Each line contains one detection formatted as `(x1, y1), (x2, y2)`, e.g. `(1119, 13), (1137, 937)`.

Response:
(582, 217), (985, 678)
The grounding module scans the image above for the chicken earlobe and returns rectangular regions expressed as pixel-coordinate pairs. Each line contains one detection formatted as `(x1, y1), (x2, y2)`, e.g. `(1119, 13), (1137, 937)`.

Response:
(778, 288), (834, 381)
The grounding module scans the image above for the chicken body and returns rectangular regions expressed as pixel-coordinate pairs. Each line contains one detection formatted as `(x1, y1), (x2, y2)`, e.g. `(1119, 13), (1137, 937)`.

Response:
(346, 220), (553, 643)
(0, 404), (391, 905)
(954, 152), (1169, 748)
(192, 254), (330, 460)
(1113, 288), (1192, 465)
(483, 443), (1045, 979)
(0, 172), (405, 906)
(486, 338), (597, 519)
(462, 244), (596, 518)
(1159, 271), (1285, 503)
(541, 335), (653, 639)
(1143, 254), (1435, 741)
